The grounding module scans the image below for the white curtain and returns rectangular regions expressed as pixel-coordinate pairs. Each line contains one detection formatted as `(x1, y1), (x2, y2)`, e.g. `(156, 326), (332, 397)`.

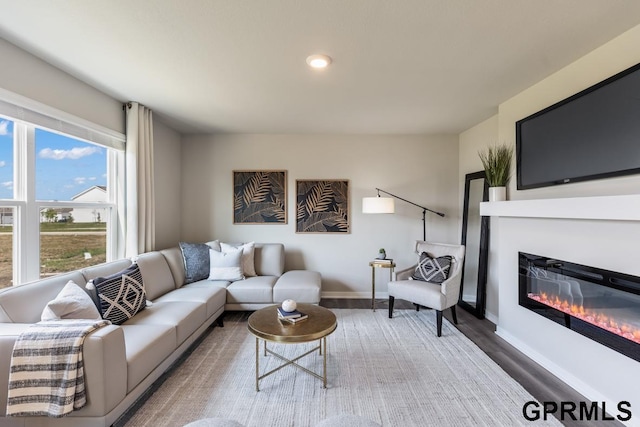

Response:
(125, 102), (155, 257)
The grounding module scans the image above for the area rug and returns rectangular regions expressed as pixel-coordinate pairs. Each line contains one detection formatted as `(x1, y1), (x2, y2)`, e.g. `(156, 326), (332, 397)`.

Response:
(122, 309), (562, 427)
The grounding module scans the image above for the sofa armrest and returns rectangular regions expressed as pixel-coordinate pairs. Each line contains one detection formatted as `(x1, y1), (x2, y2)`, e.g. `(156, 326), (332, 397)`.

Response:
(0, 324), (30, 415)
(393, 265), (416, 281)
(73, 324), (128, 417)
(0, 323), (127, 418)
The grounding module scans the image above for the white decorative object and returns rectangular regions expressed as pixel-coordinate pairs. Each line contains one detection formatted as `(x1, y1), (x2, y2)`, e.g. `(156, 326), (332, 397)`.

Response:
(488, 186), (506, 202)
(282, 299), (297, 312)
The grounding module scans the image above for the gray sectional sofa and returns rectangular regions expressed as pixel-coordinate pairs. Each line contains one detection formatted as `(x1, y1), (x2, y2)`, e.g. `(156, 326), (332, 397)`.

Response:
(0, 242), (321, 427)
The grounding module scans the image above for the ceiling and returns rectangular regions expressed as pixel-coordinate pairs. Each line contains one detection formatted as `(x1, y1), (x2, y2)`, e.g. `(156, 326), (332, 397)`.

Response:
(1, 1), (640, 135)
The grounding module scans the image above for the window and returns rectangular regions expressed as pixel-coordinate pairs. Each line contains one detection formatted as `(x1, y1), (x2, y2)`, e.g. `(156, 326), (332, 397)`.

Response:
(0, 120), (14, 287)
(0, 98), (125, 288)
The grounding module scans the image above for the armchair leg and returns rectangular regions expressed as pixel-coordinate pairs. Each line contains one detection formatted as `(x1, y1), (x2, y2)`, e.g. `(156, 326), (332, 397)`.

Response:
(436, 310), (443, 337)
(451, 305), (458, 325)
(388, 296), (395, 318)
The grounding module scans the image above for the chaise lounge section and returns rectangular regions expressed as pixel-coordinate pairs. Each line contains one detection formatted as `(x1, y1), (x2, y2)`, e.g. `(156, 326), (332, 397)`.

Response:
(0, 242), (321, 427)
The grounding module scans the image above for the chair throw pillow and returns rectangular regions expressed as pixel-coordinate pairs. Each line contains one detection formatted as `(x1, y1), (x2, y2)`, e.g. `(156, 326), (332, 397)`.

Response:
(412, 253), (453, 284)
(180, 242), (211, 283)
(208, 247), (244, 281)
(93, 264), (146, 325)
(221, 241), (256, 276)
(41, 280), (102, 321)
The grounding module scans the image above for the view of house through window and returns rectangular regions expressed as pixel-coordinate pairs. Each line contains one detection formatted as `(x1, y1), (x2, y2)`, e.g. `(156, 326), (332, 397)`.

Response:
(35, 129), (109, 278)
(0, 116), (118, 288)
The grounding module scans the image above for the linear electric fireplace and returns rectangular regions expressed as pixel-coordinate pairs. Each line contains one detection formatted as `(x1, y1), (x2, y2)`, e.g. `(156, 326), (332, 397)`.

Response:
(518, 252), (640, 362)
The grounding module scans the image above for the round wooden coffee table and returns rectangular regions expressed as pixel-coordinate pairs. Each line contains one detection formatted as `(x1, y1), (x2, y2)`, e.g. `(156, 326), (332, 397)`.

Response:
(247, 303), (337, 391)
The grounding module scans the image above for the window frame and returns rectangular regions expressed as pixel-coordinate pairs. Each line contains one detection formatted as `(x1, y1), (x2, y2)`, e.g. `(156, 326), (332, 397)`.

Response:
(0, 98), (125, 286)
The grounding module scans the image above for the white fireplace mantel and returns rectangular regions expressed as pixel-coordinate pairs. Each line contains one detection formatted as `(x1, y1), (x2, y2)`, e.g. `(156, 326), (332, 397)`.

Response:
(484, 193), (640, 415)
(480, 194), (640, 221)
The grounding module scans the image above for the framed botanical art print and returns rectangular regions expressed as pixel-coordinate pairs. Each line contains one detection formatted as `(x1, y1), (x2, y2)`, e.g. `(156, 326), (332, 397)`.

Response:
(233, 170), (287, 224)
(296, 179), (349, 233)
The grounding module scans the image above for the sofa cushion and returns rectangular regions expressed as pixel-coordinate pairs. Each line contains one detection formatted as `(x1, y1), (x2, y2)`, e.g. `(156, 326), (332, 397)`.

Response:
(155, 286), (226, 319)
(411, 253), (452, 284)
(226, 276), (277, 304)
(184, 279), (230, 290)
(135, 251), (177, 300)
(93, 264), (147, 325)
(125, 301), (207, 345)
(119, 324), (176, 392)
(208, 248), (244, 281)
(161, 247), (187, 288)
(180, 242), (211, 284)
(273, 270), (321, 304)
(254, 243), (284, 277)
(41, 280), (102, 321)
(221, 241), (256, 277)
(81, 259), (134, 282)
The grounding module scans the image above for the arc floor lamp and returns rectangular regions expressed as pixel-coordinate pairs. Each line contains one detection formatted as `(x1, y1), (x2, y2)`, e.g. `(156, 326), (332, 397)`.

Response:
(362, 188), (445, 241)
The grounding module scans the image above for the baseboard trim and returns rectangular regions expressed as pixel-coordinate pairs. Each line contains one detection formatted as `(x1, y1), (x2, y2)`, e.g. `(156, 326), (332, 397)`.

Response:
(485, 311), (498, 325)
(495, 326), (613, 411)
(321, 291), (389, 299)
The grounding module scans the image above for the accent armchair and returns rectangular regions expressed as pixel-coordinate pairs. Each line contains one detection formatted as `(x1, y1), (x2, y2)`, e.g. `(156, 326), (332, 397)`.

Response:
(388, 241), (466, 337)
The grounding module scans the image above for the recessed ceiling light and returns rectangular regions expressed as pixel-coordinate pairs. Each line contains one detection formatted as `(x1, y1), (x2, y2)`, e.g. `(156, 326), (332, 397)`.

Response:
(306, 54), (332, 69)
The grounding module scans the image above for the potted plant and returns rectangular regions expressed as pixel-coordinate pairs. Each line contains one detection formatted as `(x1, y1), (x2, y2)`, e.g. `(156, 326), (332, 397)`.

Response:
(478, 143), (514, 202)
(377, 248), (386, 260)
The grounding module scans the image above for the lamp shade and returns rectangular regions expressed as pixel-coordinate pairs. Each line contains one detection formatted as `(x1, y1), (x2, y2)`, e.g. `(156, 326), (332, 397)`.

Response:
(362, 197), (395, 214)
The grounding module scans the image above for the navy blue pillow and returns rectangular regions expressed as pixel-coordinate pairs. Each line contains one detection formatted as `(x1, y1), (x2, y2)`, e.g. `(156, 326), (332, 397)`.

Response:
(179, 242), (210, 283)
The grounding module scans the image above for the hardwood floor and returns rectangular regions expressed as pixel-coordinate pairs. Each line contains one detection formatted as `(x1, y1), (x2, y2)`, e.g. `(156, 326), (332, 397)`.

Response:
(321, 298), (624, 427)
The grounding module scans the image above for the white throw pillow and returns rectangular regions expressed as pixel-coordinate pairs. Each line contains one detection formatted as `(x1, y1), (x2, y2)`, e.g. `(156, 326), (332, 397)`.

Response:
(208, 248), (244, 281)
(41, 280), (102, 321)
(221, 241), (256, 276)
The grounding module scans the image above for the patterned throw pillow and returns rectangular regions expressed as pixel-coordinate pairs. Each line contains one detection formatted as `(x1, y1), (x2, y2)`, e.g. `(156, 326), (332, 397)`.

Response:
(412, 253), (453, 284)
(179, 242), (211, 283)
(93, 264), (146, 325)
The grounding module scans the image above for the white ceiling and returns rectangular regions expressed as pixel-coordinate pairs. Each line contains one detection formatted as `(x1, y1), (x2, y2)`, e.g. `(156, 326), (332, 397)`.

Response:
(1, 0), (640, 135)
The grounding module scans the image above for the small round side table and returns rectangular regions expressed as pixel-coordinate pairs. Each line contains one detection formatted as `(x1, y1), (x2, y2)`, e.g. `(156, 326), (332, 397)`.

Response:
(369, 260), (395, 311)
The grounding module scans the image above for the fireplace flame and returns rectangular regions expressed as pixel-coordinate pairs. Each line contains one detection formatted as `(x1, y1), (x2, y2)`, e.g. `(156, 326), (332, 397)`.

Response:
(530, 292), (640, 345)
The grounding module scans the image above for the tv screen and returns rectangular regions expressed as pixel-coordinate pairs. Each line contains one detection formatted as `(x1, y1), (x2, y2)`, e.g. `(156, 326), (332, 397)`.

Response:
(516, 62), (640, 190)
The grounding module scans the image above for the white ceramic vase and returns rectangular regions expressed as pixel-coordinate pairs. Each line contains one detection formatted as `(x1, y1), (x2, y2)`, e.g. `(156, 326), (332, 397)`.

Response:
(489, 186), (507, 202)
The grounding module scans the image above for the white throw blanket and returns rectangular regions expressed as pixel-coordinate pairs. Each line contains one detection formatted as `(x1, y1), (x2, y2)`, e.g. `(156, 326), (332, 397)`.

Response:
(6, 319), (110, 417)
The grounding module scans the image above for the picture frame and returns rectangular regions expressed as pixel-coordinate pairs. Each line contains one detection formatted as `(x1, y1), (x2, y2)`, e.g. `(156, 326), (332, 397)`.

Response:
(233, 170), (287, 224)
(295, 179), (349, 233)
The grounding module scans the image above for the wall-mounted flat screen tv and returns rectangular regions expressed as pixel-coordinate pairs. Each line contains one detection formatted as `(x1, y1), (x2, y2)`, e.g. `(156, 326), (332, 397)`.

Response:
(516, 62), (640, 190)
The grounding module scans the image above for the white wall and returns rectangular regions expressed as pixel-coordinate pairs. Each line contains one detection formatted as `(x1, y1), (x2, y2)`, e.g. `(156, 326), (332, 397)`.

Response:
(458, 115), (499, 322)
(181, 133), (460, 297)
(0, 38), (123, 134)
(484, 23), (640, 425)
(153, 119), (182, 250)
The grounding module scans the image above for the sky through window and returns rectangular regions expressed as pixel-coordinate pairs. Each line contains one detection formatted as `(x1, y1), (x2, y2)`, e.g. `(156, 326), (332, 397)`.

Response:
(0, 119), (107, 201)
